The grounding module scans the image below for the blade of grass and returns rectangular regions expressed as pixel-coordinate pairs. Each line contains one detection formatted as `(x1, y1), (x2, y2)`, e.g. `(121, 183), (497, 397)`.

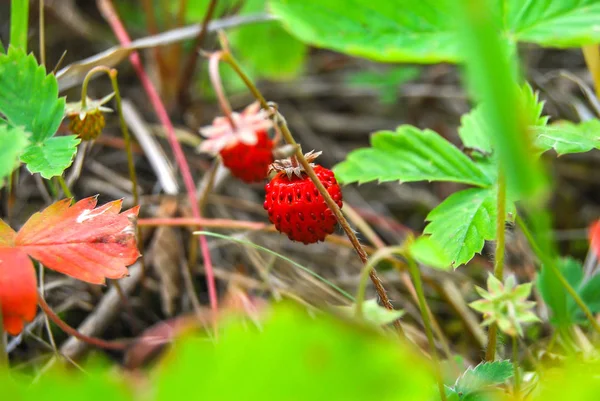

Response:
(195, 231), (355, 301)
(454, 0), (546, 200)
(10, 0), (29, 51)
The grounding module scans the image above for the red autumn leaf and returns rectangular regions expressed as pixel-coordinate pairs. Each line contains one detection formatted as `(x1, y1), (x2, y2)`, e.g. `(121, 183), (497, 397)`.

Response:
(15, 197), (140, 284)
(0, 247), (37, 335)
(589, 220), (600, 258)
(0, 196), (140, 335)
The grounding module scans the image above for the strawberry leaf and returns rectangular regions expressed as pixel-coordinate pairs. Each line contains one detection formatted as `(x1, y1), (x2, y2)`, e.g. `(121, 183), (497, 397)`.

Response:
(0, 247), (37, 336)
(0, 124), (29, 187)
(534, 119), (600, 155)
(334, 125), (491, 186)
(424, 188), (515, 268)
(508, 0), (600, 48)
(0, 47), (65, 142)
(0, 47), (78, 179)
(14, 197), (140, 284)
(271, 0), (600, 65)
(19, 135), (81, 179)
(459, 84), (547, 155)
(270, 0), (459, 63)
(230, 0), (307, 81)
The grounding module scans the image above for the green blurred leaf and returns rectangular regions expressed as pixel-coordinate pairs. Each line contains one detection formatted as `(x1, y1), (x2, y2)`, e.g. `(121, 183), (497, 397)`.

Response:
(155, 304), (435, 401)
(229, 0), (307, 80)
(0, 47), (76, 179)
(409, 236), (452, 270)
(424, 188), (514, 267)
(455, 0), (546, 200)
(536, 359), (600, 401)
(537, 257), (583, 326)
(346, 67), (420, 105)
(0, 362), (133, 401)
(270, 0), (459, 63)
(578, 274), (600, 315)
(535, 119), (600, 155)
(20, 135), (80, 179)
(507, 0), (600, 48)
(334, 125), (491, 186)
(0, 124), (29, 187)
(271, 0), (600, 67)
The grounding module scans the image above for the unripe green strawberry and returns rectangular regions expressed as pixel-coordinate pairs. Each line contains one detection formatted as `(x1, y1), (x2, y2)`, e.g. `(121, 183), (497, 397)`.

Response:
(68, 109), (106, 141)
(263, 151), (343, 244)
(65, 94), (114, 141)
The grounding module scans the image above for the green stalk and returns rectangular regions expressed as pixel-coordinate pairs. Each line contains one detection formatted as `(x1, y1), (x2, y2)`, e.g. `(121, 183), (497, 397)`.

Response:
(406, 256), (447, 401)
(512, 335), (520, 399)
(516, 215), (600, 335)
(56, 176), (73, 199)
(39, 0), (45, 65)
(10, 0), (29, 51)
(486, 170), (506, 361)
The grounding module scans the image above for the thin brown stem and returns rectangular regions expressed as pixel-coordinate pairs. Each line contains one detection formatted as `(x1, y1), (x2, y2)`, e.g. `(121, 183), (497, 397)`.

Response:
(177, 0), (219, 106)
(38, 294), (128, 350)
(219, 46), (398, 330)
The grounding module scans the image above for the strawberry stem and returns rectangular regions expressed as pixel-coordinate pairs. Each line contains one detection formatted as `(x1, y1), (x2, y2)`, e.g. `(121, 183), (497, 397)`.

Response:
(485, 168), (506, 361)
(37, 293), (128, 351)
(219, 37), (400, 331)
(208, 51), (238, 130)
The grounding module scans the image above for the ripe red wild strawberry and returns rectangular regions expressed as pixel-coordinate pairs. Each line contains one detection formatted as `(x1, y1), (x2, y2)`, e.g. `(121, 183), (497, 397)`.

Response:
(264, 151), (343, 244)
(198, 102), (274, 183)
(220, 129), (273, 183)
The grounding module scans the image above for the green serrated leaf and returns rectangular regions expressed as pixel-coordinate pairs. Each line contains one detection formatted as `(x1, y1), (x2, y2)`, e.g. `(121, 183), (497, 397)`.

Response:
(334, 125), (491, 186)
(20, 136), (80, 179)
(0, 124), (29, 187)
(458, 83), (548, 155)
(424, 188), (514, 267)
(0, 47), (65, 142)
(454, 361), (513, 396)
(156, 304), (435, 401)
(507, 0), (600, 48)
(535, 119), (600, 155)
(408, 236), (452, 270)
(455, 1), (547, 200)
(270, 0), (459, 63)
(537, 257), (583, 326)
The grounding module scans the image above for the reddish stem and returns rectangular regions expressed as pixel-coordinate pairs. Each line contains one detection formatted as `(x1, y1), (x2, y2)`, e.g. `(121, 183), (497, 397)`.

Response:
(209, 52), (237, 129)
(138, 217), (267, 230)
(97, 0), (218, 313)
(38, 294), (128, 351)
